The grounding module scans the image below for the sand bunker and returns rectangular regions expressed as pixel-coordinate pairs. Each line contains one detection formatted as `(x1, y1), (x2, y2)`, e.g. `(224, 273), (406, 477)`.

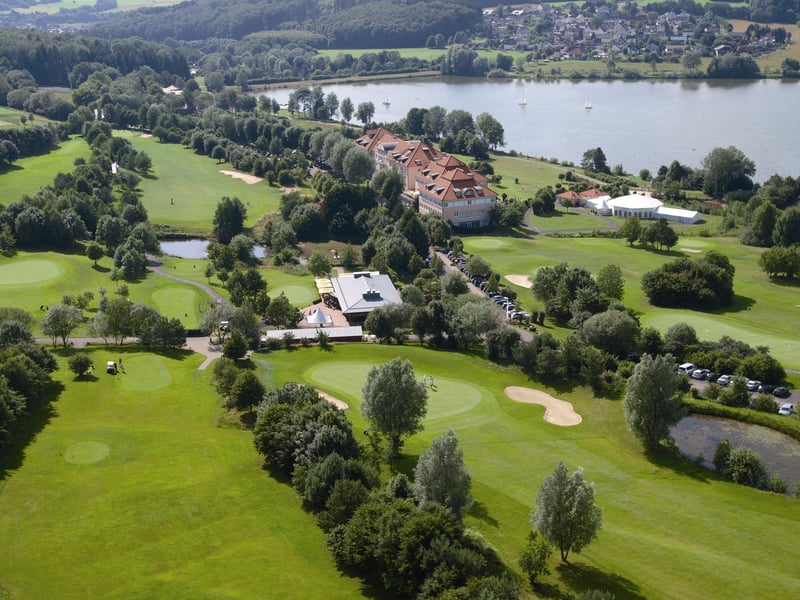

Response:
(316, 389), (349, 410)
(505, 274), (533, 288)
(138, 133), (153, 138)
(504, 386), (582, 426)
(220, 169), (263, 185)
(680, 248), (702, 253)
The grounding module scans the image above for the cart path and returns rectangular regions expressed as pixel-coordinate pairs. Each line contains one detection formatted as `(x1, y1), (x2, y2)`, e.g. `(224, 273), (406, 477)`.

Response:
(146, 254), (227, 306)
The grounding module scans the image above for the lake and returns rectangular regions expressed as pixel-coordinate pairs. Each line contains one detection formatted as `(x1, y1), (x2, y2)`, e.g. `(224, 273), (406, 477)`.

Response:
(259, 77), (800, 182)
(672, 414), (800, 488)
(160, 239), (267, 259)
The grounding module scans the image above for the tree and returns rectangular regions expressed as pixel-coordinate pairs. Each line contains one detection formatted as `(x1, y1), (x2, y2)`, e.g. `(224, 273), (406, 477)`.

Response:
(773, 207), (800, 248)
(412, 428), (473, 516)
(596, 264), (624, 301)
(759, 246), (800, 278)
(621, 216), (642, 247)
(580, 309), (640, 357)
(67, 352), (93, 377)
(41, 303), (83, 347)
(532, 461), (602, 562)
(230, 369), (265, 412)
(223, 329), (248, 359)
(581, 147), (609, 173)
(85, 241), (104, 266)
(682, 51), (702, 71)
(701, 146), (756, 198)
(355, 101), (375, 126)
(339, 97), (354, 123)
(475, 112), (505, 149)
(342, 147), (374, 183)
(307, 251), (331, 277)
(519, 530), (553, 586)
(213, 196), (247, 244)
(623, 353), (685, 450)
(361, 357), (428, 460)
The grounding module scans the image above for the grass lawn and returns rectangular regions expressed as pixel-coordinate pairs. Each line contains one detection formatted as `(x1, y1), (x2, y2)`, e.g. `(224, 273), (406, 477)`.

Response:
(122, 132), (286, 235)
(13, 0), (180, 13)
(462, 234), (800, 370)
(262, 344), (800, 599)
(0, 249), (210, 333)
(1, 136), (90, 205)
(529, 207), (610, 232)
(0, 348), (365, 599)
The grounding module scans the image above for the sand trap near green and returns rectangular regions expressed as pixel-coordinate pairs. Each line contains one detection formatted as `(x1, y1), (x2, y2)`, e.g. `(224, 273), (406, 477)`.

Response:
(307, 361), (483, 421)
(504, 386), (582, 426)
(119, 355), (172, 391)
(0, 259), (63, 285)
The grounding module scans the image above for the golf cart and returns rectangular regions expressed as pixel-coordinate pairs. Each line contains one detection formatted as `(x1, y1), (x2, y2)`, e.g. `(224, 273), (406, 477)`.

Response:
(106, 361), (117, 374)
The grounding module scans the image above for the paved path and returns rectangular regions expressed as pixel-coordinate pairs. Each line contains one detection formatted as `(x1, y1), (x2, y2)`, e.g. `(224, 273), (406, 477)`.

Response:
(146, 254), (227, 306)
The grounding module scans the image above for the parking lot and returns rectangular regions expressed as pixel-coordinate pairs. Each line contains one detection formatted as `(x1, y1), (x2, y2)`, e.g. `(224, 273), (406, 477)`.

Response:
(685, 367), (797, 412)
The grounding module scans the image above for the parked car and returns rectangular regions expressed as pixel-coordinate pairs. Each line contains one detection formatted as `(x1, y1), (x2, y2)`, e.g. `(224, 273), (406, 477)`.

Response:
(716, 374), (733, 386)
(773, 387), (791, 399)
(691, 369), (709, 380)
(758, 384), (775, 394)
(677, 362), (696, 375)
(510, 311), (530, 320)
(778, 403), (795, 416)
(746, 380), (762, 392)
(705, 372), (719, 382)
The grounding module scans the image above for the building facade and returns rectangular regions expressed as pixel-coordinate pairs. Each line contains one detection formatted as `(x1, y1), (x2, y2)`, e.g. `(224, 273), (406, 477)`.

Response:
(355, 128), (496, 228)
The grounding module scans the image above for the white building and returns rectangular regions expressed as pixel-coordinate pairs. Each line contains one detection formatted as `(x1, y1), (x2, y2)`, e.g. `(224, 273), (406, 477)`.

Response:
(330, 272), (402, 324)
(586, 193), (701, 224)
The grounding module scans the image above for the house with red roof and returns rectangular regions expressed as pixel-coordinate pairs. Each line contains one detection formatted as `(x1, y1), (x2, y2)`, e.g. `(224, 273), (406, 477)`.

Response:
(355, 128), (496, 228)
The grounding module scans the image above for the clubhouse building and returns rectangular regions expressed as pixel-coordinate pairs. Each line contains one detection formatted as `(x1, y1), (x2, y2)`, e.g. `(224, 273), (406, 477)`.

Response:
(585, 193), (701, 224)
(355, 128), (496, 228)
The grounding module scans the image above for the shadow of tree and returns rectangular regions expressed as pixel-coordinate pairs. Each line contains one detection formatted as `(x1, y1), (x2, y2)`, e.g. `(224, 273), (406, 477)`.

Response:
(644, 446), (712, 484)
(556, 562), (646, 600)
(0, 382), (63, 481)
(469, 499), (499, 527)
(92, 264), (111, 273)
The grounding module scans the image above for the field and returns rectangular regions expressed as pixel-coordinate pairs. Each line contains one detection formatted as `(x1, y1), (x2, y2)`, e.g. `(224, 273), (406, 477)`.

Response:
(1, 344), (798, 598)
(0, 136), (90, 204)
(122, 132), (288, 235)
(11, 0), (182, 14)
(461, 234), (800, 370)
(0, 348), (365, 599)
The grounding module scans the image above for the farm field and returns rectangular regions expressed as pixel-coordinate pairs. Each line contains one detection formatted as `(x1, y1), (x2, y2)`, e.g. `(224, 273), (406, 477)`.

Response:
(0, 136), (90, 204)
(463, 234), (800, 370)
(122, 132), (286, 234)
(0, 348), (364, 599)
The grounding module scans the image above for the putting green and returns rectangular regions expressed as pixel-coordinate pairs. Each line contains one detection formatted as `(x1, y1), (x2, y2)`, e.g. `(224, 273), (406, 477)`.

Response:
(0, 259), (63, 285)
(466, 238), (509, 251)
(119, 356), (172, 391)
(64, 441), (110, 464)
(151, 286), (203, 321)
(307, 362), (484, 421)
(272, 284), (318, 308)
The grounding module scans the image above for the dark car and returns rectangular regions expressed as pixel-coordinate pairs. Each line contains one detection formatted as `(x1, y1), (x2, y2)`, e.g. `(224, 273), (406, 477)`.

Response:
(758, 384), (775, 394)
(705, 372), (719, 382)
(773, 387), (791, 398)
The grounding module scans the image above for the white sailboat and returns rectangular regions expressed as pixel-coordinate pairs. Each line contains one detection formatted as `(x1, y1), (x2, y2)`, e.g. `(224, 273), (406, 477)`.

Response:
(584, 99), (593, 110)
(382, 96), (391, 106)
(519, 91), (527, 106)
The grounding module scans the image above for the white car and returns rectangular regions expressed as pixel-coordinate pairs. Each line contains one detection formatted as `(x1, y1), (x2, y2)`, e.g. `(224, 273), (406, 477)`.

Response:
(691, 369), (709, 380)
(716, 374), (733, 386)
(778, 404), (795, 416)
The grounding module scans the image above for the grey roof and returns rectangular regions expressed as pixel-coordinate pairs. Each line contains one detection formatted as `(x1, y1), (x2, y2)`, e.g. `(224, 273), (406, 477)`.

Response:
(331, 272), (402, 316)
(264, 326), (363, 340)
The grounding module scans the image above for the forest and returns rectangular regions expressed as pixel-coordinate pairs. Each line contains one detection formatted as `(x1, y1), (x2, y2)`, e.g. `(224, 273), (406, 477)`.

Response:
(88, 0), (482, 48)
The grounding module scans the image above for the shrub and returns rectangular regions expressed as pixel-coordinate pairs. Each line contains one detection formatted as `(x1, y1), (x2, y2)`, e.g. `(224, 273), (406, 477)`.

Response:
(67, 352), (93, 376)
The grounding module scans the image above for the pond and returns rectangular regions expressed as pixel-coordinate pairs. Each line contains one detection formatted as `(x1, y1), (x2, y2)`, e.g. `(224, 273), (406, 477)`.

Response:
(671, 415), (800, 487)
(160, 239), (267, 259)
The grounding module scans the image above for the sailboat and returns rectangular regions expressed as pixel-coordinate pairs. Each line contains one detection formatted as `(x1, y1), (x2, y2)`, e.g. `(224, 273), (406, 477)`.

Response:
(519, 91), (527, 106)
(584, 99), (593, 110)
(382, 96), (391, 106)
